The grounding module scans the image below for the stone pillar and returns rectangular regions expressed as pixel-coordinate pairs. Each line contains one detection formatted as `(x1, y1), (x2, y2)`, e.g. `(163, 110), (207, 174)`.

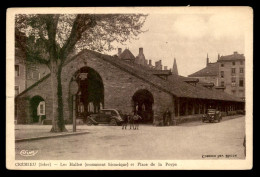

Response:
(198, 102), (201, 114)
(177, 98), (180, 117)
(185, 101), (189, 115)
(192, 101), (195, 115)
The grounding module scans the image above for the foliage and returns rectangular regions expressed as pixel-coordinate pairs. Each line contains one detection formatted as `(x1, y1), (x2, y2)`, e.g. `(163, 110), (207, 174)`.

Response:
(15, 14), (148, 132)
(15, 14), (148, 68)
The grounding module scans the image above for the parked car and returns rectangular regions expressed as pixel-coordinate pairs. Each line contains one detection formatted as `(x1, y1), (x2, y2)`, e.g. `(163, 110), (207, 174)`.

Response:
(86, 109), (124, 126)
(202, 109), (222, 123)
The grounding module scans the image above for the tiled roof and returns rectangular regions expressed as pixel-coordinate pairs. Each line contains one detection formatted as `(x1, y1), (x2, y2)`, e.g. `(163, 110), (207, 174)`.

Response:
(188, 63), (218, 77)
(218, 52), (245, 61)
(167, 74), (242, 102)
(86, 50), (242, 102)
(119, 49), (135, 60)
(16, 49), (243, 102)
(177, 76), (199, 82)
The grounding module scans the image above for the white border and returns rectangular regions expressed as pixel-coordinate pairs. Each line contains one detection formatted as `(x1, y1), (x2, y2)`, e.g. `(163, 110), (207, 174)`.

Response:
(6, 7), (253, 170)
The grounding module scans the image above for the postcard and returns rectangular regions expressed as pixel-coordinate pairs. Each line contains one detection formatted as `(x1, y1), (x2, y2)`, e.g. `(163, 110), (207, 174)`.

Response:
(6, 6), (253, 170)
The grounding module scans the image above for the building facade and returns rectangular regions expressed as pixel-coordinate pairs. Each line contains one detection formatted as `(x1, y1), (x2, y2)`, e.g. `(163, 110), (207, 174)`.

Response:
(218, 52), (245, 100)
(15, 49), (244, 125)
(188, 52), (245, 100)
(15, 47), (50, 95)
(15, 48), (26, 96)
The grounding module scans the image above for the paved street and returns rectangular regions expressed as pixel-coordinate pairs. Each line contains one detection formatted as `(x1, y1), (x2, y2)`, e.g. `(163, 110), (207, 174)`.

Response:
(15, 116), (245, 160)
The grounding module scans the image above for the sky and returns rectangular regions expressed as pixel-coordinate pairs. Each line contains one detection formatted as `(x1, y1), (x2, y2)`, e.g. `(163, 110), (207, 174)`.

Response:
(106, 11), (247, 76)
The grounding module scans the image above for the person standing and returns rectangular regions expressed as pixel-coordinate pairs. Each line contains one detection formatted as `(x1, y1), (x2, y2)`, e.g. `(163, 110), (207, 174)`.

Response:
(162, 111), (166, 126)
(122, 113), (129, 130)
(165, 108), (171, 126)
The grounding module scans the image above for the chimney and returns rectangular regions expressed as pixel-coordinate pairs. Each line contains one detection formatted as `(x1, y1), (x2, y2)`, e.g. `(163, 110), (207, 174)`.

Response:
(218, 53), (220, 60)
(164, 66), (168, 70)
(149, 60), (152, 66)
(234, 51), (238, 55)
(154, 60), (163, 70)
(139, 47), (143, 55)
(206, 53), (209, 66)
(118, 48), (122, 57)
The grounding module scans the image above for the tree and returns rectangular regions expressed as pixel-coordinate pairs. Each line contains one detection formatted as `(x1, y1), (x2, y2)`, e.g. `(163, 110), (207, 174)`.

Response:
(15, 14), (148, 132)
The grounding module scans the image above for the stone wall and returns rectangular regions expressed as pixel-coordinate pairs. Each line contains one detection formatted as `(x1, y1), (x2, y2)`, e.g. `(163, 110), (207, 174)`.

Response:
(16, 51), (176, 124)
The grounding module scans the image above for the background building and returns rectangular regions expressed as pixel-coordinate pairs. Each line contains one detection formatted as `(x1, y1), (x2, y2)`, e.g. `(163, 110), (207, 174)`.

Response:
(218, 52), (245, 100)
(188, 52), (245, 101)
(188, 54), (219, 86)
(15, 48), (50, 96)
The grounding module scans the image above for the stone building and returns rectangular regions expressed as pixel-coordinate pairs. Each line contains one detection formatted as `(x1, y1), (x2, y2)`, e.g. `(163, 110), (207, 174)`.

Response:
(15, 47), (50, 121)
(15, 48), (26, 96)
(188, 52), (245, 100)
(15, 49), (244, 125)
(218, 52), (245, 100)
(15, 47), (50, 95)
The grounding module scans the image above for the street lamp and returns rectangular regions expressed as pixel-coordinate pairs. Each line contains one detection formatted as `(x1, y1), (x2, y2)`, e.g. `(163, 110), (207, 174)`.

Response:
(70, 71), (89, 132)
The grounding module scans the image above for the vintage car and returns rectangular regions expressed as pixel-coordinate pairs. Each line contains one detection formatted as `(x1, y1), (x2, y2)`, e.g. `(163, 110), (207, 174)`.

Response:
(202, 109), (222, 123)
(86, 109), (124, 126)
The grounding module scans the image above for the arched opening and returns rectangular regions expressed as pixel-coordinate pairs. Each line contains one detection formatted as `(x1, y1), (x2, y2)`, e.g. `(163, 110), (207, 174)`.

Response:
(30, 95), (45, 123)
(72, 66), (104, 122)
(132, 89), (154, 123)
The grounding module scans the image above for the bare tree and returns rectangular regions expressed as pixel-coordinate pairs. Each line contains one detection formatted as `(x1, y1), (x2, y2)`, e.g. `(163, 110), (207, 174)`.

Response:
(15, 14), (148, 132)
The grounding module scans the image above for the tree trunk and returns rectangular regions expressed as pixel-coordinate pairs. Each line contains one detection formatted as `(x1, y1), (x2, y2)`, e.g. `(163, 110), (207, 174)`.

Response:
(50, 65), (68, 132)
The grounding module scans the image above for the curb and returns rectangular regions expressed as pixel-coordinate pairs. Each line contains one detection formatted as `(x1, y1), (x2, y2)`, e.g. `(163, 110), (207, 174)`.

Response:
(15, 131), (89, 143)
(176, 114), (244, 125)
(222, 115), (244, 121)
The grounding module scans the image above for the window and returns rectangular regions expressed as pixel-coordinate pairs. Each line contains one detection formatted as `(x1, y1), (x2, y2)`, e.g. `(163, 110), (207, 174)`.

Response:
(240, 61), (243, 65)
(240, 68), (244, 74)
(40, 104), (44, 114)
(37, 101), (45, 115)
(15, 86), (19, 96)
(221, 81), (225, 87)
(221, 63), (224, 67)
(239, 78), (244, 87)
(220, 71), (224, 78)
(27, 65), (40, 80)
(111, 111), (117, 116)
(231, 77), (236, 87)
(15, 65), (20, 77)
(31, 70), (39, 80)
(105, 111), (112, 115)
(232, 61), (236, 65)
(231, 68), (236, 75)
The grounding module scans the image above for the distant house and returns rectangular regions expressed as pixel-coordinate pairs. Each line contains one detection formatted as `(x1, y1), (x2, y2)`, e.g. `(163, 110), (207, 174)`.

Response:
(188, 52), (245, 101)
(188, 54), (219, 86)
(218, 52), (245, 101)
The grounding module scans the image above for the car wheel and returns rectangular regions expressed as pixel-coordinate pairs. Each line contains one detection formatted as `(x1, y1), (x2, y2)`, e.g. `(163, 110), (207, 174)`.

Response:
(109, 119), (117, 126)
(86, 119), (93, 126)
